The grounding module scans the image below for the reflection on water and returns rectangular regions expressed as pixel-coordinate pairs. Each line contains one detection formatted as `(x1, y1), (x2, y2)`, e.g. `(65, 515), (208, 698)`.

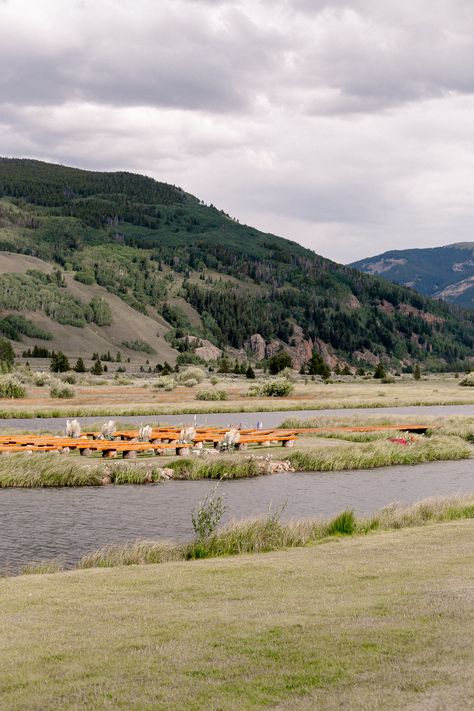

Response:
(0, 458), (472, 570)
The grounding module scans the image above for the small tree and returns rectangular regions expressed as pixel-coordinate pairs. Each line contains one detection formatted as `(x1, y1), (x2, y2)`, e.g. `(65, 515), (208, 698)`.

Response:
(91, 359), (103, 376)
(246, 365), (256, 379)
(268, 350), (293, 375)
(217, 357), (230, 374)
(0, 338), (14, 369)
(191, 483), (226, 540)
(74, 357), (86, 373)
(413, 363), (421, 380)
(307, 350), (330, 379)
(373, 362), (386, 379)
(50, 351), (70, 373)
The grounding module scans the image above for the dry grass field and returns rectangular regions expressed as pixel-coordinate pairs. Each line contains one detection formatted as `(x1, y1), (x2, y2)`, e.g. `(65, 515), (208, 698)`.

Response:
(1, 520), (473, 710)
(1, 374), (474, 417)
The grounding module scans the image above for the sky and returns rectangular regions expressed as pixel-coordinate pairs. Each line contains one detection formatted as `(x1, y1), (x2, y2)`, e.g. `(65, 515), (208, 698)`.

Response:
(1, 0), (474, 263)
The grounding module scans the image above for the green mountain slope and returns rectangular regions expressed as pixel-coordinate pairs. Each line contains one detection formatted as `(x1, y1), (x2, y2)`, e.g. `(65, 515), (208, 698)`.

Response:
(351, 244), (474, 310)
(1, 157), (474, 370)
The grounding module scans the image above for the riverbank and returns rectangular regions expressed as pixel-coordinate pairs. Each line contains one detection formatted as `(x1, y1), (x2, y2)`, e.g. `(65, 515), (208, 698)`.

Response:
(2, 517), (473, 710)
(0, 434), (470, 487)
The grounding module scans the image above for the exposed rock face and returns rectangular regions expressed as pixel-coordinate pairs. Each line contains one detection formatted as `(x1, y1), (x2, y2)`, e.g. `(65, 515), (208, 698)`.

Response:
(353, 349), (379, 366)
(184, 335), (222, 361)
(346, 294), (361, 310)
(265, 339), (281, 359)
(247, 333), (266, 360)
(313, 338), (339, 369)
(399, 303), (444, 325)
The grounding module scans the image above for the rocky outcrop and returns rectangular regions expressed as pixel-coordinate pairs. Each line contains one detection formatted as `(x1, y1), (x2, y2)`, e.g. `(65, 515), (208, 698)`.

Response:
(353, 349), (379, 366)
(183, 336), (222, 361)
(247, 333), (266, 360)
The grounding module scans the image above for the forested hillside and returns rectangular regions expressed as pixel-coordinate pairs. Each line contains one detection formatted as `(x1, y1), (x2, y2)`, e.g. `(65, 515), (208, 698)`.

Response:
(1, 157), (474, 370)
(351, 244), (474, 310)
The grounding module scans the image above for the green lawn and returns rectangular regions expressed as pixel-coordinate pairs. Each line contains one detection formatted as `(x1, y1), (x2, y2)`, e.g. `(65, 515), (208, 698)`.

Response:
(1, 521), (474, 710)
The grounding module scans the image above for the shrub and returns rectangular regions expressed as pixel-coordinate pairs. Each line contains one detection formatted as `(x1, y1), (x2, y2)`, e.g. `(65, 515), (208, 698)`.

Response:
(154, 376), (176, 391)
(258, 379), (294, 397)
(177, 367), (205, 384)
(195, 389), (228, 401)
(61, 374), (77, 384)
(459, 372), (474, 386)
(50, 381), (75, 398)
(121, 339), (155, 354)
(183, 378), (198, 387)
(0, 375), (26, 398)
(191, 484), (226, 541)
(33, 371), (50, 387)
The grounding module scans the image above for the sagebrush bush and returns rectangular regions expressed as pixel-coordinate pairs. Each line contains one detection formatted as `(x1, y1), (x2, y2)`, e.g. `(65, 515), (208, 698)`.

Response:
(0, 375), (26, 399)
(177, 367), (205, 384)
(154, 376), (176, 391)
(182, 378), (198, 387)
(459, 372), (474, 386)
(33, 372), (50, 387)
(195, 389), (228, 401)
(50, 381), (75, 399)
(61, 374), (77, 385)
(249, 379), (294, 397)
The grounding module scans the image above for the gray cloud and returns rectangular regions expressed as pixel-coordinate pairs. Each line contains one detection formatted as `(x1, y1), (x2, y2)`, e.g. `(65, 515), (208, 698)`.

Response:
(1, 0), (474, 262)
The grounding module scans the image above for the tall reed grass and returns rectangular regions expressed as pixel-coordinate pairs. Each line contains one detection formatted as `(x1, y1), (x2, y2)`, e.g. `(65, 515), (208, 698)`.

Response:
(78, 495), (474, 570)
(287, 436), (470, 471)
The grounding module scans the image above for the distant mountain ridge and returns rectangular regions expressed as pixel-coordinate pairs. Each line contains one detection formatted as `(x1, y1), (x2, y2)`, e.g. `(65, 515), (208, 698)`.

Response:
(1, 157), (474, 371)
(351, 243), (474, 309)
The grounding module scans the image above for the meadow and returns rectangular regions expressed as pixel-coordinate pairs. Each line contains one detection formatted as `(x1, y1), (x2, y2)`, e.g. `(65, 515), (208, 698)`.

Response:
(1, 371), (474, 417)
(1, 515), (473, 710)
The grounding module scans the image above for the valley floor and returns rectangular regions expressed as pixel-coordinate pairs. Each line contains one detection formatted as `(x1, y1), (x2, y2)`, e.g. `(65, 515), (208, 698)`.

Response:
(2, 374), (474, 417)
(1, 520), (473, 710)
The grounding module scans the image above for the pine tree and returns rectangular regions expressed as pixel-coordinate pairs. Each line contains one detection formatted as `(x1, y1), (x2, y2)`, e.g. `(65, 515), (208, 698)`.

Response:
(246, 365), (255, 379)
(414, 363), (421, 380)
(373, 362), (386, 379)
(91, 359), (103, 375)
(307, 350), (330, 379)
(50, 351), (70, 373)
(0, 338), (15, 368)
(74, 357), (86, 373)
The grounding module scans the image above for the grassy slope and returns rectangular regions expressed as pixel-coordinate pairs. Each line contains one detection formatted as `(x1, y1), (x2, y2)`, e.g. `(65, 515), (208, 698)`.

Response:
(1, 521), (473, 710)
(0, 252), (177, 362)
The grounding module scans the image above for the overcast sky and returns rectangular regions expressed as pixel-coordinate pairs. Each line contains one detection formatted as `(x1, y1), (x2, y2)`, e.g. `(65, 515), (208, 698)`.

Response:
(1, 0), (474, 263)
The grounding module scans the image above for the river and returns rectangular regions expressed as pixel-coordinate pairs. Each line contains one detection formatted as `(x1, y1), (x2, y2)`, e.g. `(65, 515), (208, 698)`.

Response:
(1, 458), (472, 571)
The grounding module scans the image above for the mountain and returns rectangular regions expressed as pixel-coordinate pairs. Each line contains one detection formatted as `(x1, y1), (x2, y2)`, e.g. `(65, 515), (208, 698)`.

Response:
(351, 244), (474, 310)
(1, 157), (474, 371)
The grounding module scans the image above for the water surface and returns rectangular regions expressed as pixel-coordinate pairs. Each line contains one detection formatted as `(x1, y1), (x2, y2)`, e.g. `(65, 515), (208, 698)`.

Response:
(1, 458), (472, 570)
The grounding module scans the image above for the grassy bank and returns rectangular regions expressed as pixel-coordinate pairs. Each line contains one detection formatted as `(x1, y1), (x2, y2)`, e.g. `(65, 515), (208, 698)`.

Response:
(78, 495), (474, 569)
(0, 434), (470, 487)
(2, 397), (474, 419)
(287, 435), (471, 470)
(2, 519), (473, 710)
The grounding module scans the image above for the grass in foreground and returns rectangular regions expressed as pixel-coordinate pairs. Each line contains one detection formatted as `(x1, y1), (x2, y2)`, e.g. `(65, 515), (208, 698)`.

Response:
(1, 519), (473, 710)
